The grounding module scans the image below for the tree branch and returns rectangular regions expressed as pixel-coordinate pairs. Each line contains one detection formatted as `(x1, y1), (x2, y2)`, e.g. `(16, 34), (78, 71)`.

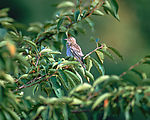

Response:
(14, 71), (57, 92)
(119, 59), (146, 77)
(83, 45), (104, 60)
(66, 0), (105, 28)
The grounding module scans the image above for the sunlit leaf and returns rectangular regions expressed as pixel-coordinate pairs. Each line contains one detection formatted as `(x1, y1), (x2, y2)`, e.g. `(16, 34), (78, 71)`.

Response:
(0, 8), (9, 17)
(33, 84), (39, 95)
(86, 56), (93, 71)
(93, 75), (109, 87)
(98, 49), (115, 62)
(90, 57), (105, 75)
(92, 93), (112, 110)
(103, 0), (120, 21)
(93, 10), (104, 16)
(57, 1), (75, 8)
(70, 98), (83, 105)
(40, 48), (61, 55)
(85, 70), (94, 81)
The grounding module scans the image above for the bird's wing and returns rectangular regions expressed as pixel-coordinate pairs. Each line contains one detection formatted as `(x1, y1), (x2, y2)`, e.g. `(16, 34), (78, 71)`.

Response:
(71, 44), (84, 56)
(70, 48), (86, 69)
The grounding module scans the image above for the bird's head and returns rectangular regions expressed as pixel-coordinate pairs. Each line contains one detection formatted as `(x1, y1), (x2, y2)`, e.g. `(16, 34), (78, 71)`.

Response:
(65, 37), (76, 44)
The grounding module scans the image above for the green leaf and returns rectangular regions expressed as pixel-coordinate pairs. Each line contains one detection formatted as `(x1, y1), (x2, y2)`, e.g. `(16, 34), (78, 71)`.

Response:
(0, 112), (5, 120)
(103, 0), (120, 21)
(0, 8), (9, 17)
(98, 49), (115, 61)
(14, 54), (29, 67)
(3, 73), (14, 83)
(131, 69), (146, 80)
(57, 61), (79, 68)
(143, 60), (150, 65)
(33, 84), (39, 95)
(86, 56), (93, 71)
(40, 48), (61, 55)
(2, 110), (13, 120)
(64, 72), (76, 88)
(0, 40), (7, 48)
(50, 76), (64, 98)
(24, 39), (37, 50)
(93, 75), (110, 87)
(90, 57), (105, 75)
(33, 106), (46, 120)
(92, 10), (104, 16)
(74, 10), (80, 22)
(5, 107), (20, 120)
(58, 70), (69, 90)
(70, 83), (92, 95)
(70, 98), (83, 105)
(108, 46), (123, 60)
(64, 70), (81, 84)
(18, 74), (28, 80)
(141, 79), (150, 85)
(144, 55), (150, 59)
(39, 96), (59, 104)
(1, 22), (16, 31)
(85, 71), (94, 81)
(62, 106), (68, 120)
(110, 0), (119, 19)
(57, 18), (64, 31)
(57, 1), (75, 8)
(95, 50), (104, 64)
(125, 105), (130, 120)
(92, 93), (112, 110)
(0, 17), (14, 23)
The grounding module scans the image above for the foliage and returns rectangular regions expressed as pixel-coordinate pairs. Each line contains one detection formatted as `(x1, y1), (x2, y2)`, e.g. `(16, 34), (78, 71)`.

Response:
(0, 0), (150, 120)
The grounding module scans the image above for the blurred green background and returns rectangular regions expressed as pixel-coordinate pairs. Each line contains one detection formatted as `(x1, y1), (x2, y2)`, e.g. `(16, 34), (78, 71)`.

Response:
(0, 0), (150, 76)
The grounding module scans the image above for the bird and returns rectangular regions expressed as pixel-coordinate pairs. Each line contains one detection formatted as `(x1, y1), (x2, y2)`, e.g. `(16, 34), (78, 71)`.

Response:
(65, 37), (86, 69)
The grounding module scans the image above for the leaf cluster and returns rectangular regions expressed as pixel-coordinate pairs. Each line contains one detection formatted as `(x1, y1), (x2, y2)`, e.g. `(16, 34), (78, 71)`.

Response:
(0, 0), (150, 120)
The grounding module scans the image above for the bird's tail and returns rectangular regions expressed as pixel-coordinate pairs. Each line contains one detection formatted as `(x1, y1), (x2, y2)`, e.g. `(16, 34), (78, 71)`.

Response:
(75, 56), (86, 69)
(71, 49), (86, 69)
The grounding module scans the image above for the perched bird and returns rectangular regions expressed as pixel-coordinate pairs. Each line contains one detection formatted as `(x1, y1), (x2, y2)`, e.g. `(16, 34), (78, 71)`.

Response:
(65, 37), (86, 69)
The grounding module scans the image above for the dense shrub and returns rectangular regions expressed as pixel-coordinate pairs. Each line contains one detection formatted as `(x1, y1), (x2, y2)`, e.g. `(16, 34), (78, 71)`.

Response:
(0, 1), (150, 120)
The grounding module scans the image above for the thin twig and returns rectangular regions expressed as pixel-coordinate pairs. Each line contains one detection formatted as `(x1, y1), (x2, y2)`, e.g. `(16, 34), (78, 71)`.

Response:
(35, 53), (41, 67)
(71, 109), (90, 113)
(14, 71), (57, 92)
(85, 0), (104, 18)
(66, 0), (105, 28)
(83, 45), (104, 60)
(119, 59), (145, 77)
(35, 0), (105, 43)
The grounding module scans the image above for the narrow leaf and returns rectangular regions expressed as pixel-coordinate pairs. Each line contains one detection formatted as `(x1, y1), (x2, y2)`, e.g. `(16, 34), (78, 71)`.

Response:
(64, 70), (81, 84)
(108, 46), (123, 60)
(33, 84), (39, 95)
(93, 10), (104, 16)
(90, 57), (105, 75)
(92, 93), (112, 110)
(57, 1), (75, 8)
(57, 18), (64, 31)
(74, 10), (80, 22)
(93, 75), (109, 87)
